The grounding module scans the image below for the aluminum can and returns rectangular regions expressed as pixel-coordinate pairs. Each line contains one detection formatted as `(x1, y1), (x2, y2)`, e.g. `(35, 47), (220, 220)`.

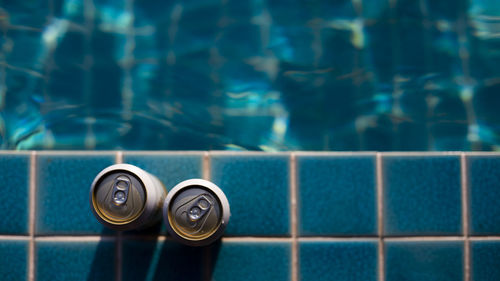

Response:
(90, 164), (166, 230)
(163, 179), (230, 246)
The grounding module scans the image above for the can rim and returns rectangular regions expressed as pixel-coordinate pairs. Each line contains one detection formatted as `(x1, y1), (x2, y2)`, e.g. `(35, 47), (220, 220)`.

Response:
(163, 179), (230, 246)
(90, 164), (159, 230)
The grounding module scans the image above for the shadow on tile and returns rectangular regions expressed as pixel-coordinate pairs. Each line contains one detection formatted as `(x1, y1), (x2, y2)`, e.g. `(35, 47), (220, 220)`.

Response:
(122, 236), (221, 281)
(87, 230), (118, 281)
(36, 230), (115, 281)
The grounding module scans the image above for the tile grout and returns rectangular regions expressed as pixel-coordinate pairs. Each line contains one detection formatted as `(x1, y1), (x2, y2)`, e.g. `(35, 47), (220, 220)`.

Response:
(28, 151), (36, 281)
(203, 151), (210, 180)
(376, 153), (385, 281)
(115, 151), (123, 281)
(290, 153), (298, 281)
(2, 234), (500, 241)
(203, 152), (211, 281)
(461, 153), (470, 281)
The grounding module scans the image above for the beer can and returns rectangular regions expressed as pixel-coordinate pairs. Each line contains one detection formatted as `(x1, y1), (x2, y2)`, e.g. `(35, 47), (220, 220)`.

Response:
(163, 179), (230, 246)
(90, 164), (166, 231)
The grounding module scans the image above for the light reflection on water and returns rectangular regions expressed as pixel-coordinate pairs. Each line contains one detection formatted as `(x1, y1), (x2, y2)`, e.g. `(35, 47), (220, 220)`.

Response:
(1, 0), (500, 151)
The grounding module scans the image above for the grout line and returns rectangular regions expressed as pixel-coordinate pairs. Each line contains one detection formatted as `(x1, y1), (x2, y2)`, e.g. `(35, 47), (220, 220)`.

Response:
(469, 237), (500, 241)
(121, 151), (206, 156)
(299, 237), (379, 242)
(0, 236), (30, 241)
(290, 153), (298, 281)
(222, 237), (293, 242)
(115, 151), (123, 164)
(461, 153), (470, 281)
(384, 236), (466, 242)
(203, 151), (210, 180)
(376, 153), (385, 281)
(35, 151), (118, 155)
(115, 151), (123, 281)
(208, 151), (291, 156)
(202, 151), (211, 281)
(0, 235), (497, 242)
(115, 231), (123, 281)
(29, 151), (36, 281)
(380, 151), (462, 156)
(35, 236), (116, 242)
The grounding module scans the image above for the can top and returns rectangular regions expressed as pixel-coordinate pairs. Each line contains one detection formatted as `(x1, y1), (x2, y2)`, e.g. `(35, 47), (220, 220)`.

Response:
(92, 170), (146, 225)
(164, 179), (230, 246)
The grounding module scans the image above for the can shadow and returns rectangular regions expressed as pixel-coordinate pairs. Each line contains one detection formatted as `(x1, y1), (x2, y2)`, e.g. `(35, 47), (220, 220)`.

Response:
(87, 222), (162, 281)
(151, 239), (222, 281)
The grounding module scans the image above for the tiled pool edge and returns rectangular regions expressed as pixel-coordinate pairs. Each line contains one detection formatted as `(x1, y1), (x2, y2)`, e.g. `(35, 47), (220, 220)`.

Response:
(0, 151), (499, 281)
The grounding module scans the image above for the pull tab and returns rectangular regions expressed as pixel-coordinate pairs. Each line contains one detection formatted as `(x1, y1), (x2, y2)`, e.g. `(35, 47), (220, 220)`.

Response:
(174, 194), (213, 233)
(112, 175), (131, 205)
(187, 196), (212, 222)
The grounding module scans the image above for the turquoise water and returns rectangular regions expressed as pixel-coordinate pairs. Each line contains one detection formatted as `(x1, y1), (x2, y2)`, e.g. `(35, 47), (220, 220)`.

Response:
(0, 0), (499, 151)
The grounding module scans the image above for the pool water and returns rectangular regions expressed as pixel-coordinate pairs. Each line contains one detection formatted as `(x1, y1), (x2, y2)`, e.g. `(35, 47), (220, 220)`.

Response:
(0, 0), (499, 151)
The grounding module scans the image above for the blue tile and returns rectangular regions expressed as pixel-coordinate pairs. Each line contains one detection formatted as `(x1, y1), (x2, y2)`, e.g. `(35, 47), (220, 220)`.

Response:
(36, 240), (115, 281)
(123, 153), (203, 189)
(383, 155), (462, 235)
(0, 153), (30, 234)
(298, 155), (377, 236)
(210, 154), (290, 236)
(36, 153), (115, 235)
(468, 155), (500, 235)
(0, 240), (28, 281)
(122, 239), (204, 281)
(385, 241), (464, 281)
(471, 241), (500, 281)
(211, 241), (291, 281)
(299, 241), (377, 281)
(1, 1), (50, 28)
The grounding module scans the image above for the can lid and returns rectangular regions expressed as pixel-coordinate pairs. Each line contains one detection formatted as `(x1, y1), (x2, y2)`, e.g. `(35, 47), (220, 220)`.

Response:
(168, 186), (222, 240)
(92, 171), (146, 224)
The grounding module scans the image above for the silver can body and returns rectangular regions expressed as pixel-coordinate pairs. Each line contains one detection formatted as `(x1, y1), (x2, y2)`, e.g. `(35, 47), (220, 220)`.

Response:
(90, 164), (166, 231)
(163, 179), (230, 246)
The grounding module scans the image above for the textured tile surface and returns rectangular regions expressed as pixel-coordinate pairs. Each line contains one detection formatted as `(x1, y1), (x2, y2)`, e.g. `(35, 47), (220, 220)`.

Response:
(35, 240), (115, 281)
(383, 155), (462, 235)
(467, 155), (500, 235)
(210, 154), (290, 236)
(471, 241), (500, 281)
(299, 241), (378, 281)
(0, 240), (28, 281)
(36, 153), (115, 234)
(123, 153), (203, 190)
(122, 239), (204, 281)
(0, 153), (30, 234)
(297, 155), (377, 236)
(211, 241), (291, 281)
(385, 241), (463, 281)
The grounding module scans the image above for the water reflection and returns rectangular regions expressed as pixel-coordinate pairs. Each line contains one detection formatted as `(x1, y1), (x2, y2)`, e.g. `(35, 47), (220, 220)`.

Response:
(0, 0), (500, 150)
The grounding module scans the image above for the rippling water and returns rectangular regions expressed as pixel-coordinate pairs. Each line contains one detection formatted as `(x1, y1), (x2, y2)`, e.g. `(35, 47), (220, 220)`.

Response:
(0, 0), (500, 151)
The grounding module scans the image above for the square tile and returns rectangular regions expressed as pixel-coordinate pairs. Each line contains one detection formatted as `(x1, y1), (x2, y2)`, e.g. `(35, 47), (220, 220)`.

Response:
(210, 154), (290, 236)
(0, 240), (28, 281)
(468, 155), (500, 235)
(0, 153), (30, 234)
(385, 241), (464, 281)
(123, 152), (203, 190)
(36, 153), (116, 235)
(36, 240), (115, 281)
(211, 241), (291, 281)
(297, 155), (377, 236)
(1, 1), (50, 28)
(383, 155), (462, 235)
(122, 239), (204, 281)
(471, 241), (500, 281)
(299, 241), (378, 281)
